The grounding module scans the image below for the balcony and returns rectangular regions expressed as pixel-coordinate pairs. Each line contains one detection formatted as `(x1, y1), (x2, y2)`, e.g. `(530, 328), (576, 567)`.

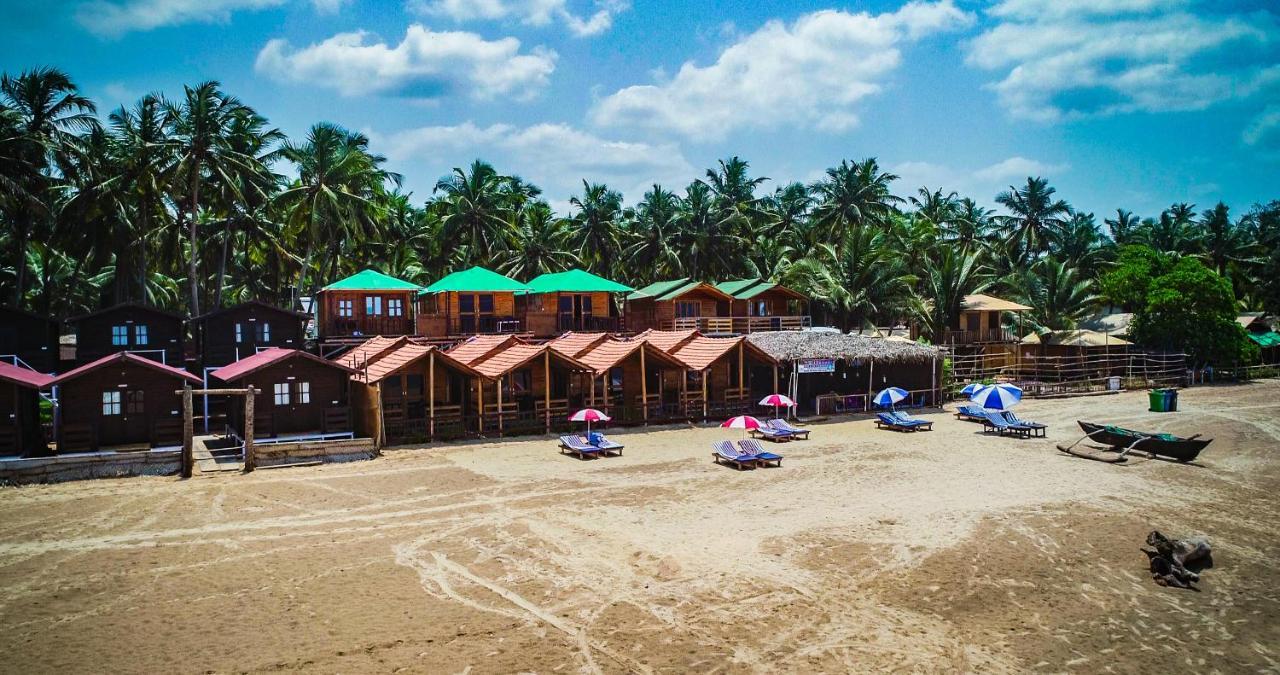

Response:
(325, 315), (414, 338)
(662, 315), (812, 334)
(943, 328), (1018, 344)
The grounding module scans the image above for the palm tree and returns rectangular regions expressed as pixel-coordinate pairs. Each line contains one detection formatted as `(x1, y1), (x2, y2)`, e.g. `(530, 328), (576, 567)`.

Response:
(100, 95), (171, 303)
(808, 158), (900, 243)
(781, 226), (913, 329)
(1014, 257), (1097, 331)
(761, 181), (811, 240)
(909, 186), (959, 229)
(433, 160), (520, 265)
(1050, 212), (1109, 277)
(994, 176), (1072, 263)
(622, 185), (684, 285)
(0, 67), (97, 306)
(1198, 202), (1254, 276)
(500, 201), (579, 278)
(568, 180), (623, 276)
(945, 198), (995, 248)
(1104, 208), (1142, 245)
(912, 247), (991, 343)
(1143, 204), (1201, 255)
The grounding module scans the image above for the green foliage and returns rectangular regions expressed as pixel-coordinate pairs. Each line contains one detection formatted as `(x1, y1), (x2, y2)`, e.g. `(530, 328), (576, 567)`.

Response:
(1130, 257), (1259, 367)
(1098, 245), (1171, 311)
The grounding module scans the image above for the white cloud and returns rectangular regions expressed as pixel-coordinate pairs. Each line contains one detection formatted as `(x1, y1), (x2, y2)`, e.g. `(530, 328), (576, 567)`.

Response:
(373, 121), (696, 204)
(589, 1), (973, 140)
(1244, 105), (1280, 149)
(968, 1), (1280, 121)
(76, 0), (284, 36)
(310, 0), (346, 13)
(254, 24), (557, 100)
(893, 156), (1070, 205)
(408, 0), (628, 37)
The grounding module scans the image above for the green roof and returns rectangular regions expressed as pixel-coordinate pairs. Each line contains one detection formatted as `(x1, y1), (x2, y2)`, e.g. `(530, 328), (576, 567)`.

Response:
(1249, 330), (1280, 348)
(715, 278), (776, 299)
(628, 278), (691, 301)
(423, 266), (529, 294)
(322, 269), (421, 292)
(525, 269), (633, 294)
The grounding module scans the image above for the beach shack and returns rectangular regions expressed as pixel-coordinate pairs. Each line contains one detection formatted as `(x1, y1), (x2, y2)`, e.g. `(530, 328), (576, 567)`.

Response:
(190, 300), (309, 368)
(67, 302), (185, 366)
(344, 337), (488, 445)
(640, 330), (777, 419)
(0, 362), (54, 456)
(445, 335), (592, 434)
(315, 269), (420, 341)
(211, 348), (356, 440)
(0, 306), (60, 373)
(945, 294), (1030, 344)
(418, 266), (529, 338)
(714, 279), (812, 333)
(625, 279), (736, 334)
(1018, 329), (1132, 382)
(746, 331), (942, 416)
(50, 353), (201, 453)
(1240, 314), (1280, 364)
(521, 269), (632, 337)
(547, 333), (690, 423)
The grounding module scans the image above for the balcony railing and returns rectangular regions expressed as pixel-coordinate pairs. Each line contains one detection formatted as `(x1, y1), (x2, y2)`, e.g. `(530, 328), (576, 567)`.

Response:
(943, 328), (1017, 344)
(326, 315), (414, 338)
(556, 315), (623, 333)
(663, 315), (811, 334)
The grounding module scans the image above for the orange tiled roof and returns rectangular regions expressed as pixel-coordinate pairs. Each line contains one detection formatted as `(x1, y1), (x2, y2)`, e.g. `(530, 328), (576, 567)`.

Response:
(336, 336), (405, 370)
(666, 335), (742, 370)
(545, 331), (609, 359)
(636, 329), (698, 351)
(574, 338), (689, 373)
(446, 334), (522, 366)
(353, 343), (485, 384)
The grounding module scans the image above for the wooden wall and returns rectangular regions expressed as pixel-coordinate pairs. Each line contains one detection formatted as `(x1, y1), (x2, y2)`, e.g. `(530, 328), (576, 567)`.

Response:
(417, 291), (519, 337)
(317, 290), (415, 339)
(0, 308), (59, 373)
(522, 291), (613, 337)
(223, 359), (350, 437)
(73, 306), (184, 366)
(197, 304), (306, 368)
(0, 385), (46, 457)
(57, 361), (188, 452)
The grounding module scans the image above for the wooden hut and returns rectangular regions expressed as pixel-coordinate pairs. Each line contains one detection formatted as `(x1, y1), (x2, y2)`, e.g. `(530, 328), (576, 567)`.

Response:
(713, 279), (812, 333)
(67, 302), (185, 366)
(49, 353), (201, 452)
(945, 294), (1030, 344)
(0, 306), (60, 373)
(640, 330), (777, 418)
(745, 331), (943, 415)
(418, 266), (529, 338)
(548, 333), (690, 423)
(446, 336), (592, 434)
(625, 279), (736, 334)
(211, 348), (356, 440)
(521, 269), (632, 337)
(1019, 330), (1132, 359)
(315, 269), (420, 341)
(343, 337), (488, 445)
(0, 361), (54, 456)
(191, 300), (309, 368)
(1240, 314), (1280, 364)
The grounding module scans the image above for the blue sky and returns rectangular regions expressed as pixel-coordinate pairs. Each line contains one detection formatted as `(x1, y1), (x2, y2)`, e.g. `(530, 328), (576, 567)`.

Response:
(3, 0), (1278, 220)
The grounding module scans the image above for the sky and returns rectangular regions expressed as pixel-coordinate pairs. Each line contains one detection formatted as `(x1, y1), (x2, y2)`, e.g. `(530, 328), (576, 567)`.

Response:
(3, 0), (1278, 220)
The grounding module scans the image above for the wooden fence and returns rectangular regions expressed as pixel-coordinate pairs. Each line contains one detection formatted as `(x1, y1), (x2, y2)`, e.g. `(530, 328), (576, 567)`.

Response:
(946, 349), (1188, 397)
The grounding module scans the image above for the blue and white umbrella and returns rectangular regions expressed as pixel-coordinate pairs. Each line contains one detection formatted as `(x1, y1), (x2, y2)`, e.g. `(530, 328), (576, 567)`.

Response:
(970, 383), (1023, 410)
(960, 382), (983, 396)
(873, 387), (909, 409)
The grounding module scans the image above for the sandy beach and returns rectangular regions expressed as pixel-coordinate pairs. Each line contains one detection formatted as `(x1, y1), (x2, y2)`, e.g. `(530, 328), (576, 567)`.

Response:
(0, 382), (1278, 673)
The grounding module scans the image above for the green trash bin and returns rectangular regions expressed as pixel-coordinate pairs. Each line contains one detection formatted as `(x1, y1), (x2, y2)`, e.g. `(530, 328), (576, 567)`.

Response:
(1148, 389), (1165, 412)
(1166, 388), (1178, 412)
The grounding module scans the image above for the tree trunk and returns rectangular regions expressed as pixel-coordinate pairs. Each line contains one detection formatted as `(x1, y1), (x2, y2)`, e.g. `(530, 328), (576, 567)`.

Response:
(215, 217), (231, 310)
(13, 220), (28, 307)
(188, 172), (201, 316)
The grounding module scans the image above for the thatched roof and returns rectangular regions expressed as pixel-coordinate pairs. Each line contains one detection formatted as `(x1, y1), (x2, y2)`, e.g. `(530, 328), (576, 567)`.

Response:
(746, 331), (940, 364)
(1020, 329), (1132, 347)
(962, 294), (1031, 312)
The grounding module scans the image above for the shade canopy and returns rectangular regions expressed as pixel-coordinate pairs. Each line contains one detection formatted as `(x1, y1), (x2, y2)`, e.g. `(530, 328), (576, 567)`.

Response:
(873, 387), (908, 408)
(526, 269), (632, 294)
(322, 269), (421, 292)
(758, 394), (795, 408)
(423, 266), (529, 294)
(569, 408), (611, 423)
(960, 382), (984, 396)
(970, 383), (1023, 410)
(721, 415), (762, 430)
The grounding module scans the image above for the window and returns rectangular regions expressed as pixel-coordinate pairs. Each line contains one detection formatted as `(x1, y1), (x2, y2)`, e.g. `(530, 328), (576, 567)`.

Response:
(421, 294), (439, 315)
(102, 391), (121, 415)
(292, 381), (310, 404)
(255, 322), (270, 342)
(676, 301), (701, 318)
(459, 293), (475, 313)
(126, 390), (144, 414)
(274, 382), (290, 405)
(112, 325), (128, 346)
(478, 294), (494, 313)
(134, 324), (149, 345)
(365, 296), (383, 316)
(234, 323), (243, 343)
(338, 299), (354, 317)
(530, 295), (545, 312)
(388, 298), (403, 317)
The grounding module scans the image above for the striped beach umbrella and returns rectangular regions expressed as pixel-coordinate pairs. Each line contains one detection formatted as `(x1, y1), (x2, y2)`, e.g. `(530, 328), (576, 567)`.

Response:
(758, 393), (795, 419)
(970, 383), (1022, 410)
(960, 382), (983, 396)
(569, 408), (611, 433)
(873, 387), (909, 409)
(722, 415), (762, 438)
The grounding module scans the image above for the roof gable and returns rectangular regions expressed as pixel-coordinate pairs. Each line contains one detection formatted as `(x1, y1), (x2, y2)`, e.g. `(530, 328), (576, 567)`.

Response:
(191, 300), (309, 322)
(51, 352), (201, 386)
(211, 347), (355, 383)
(445, 334), (524, 365)
(962, 294), (1031, 312)
(525, 269), (632, 294)
(321, 269), (421, 292)
(0, 361), (55, 389)
(423, 266), (529, 293)
(68, 302), (185, 323)
(353, 343), (485, 384)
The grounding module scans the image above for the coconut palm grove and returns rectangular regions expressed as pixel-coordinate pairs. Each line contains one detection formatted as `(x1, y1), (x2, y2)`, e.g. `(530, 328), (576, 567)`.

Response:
(2, 67), (1276, 368)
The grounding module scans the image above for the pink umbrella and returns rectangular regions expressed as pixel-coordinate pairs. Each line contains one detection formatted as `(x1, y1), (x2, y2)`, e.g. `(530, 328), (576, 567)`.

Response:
(568, 408), (611, 434)
(721, 415), (762, 439)
(758, 393), (796, 420)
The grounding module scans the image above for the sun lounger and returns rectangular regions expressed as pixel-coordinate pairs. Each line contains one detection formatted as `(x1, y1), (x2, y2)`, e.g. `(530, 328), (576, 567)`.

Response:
(560, 435), (606, 458)
(954, 405), (988, 422)
(738, 439), (783, 467)
(750, 423), (793, 442)
(712, 440), (756, 470)
(890, 411), (933, 431)
(769, 419), (810, 440)
(981, 411), (1033, 438)
(1000, 412), (1046, 437)
(586, 431), (625, 455)
(875, 412), (919, 432)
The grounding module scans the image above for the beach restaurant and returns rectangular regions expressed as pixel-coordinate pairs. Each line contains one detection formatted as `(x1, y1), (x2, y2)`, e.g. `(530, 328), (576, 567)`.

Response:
(746, 331), (943, 415)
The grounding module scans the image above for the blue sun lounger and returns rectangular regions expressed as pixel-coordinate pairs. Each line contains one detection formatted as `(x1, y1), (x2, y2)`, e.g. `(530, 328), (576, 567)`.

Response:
(712, 440), (757, 470)
(560, 435), (606, 458)
(981, 411), (1033, 438)
(1000, 411), (1046, 437)
(875, 412), (920, 432)
(890, 411), (933, 431)
(954, 405), (988, 422)
(738, 439), (783, 467)
(768, 419), (810, 439)
(585, 431), (625, 455)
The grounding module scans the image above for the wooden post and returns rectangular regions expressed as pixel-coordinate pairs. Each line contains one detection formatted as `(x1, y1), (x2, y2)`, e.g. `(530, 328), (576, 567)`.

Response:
(181, 383), (193, 479)
(428, 350), (435, 440)
(738, 341), (745, 403)
(243, 386), (256, 473)
(478, 379), (485, 434)
(543, 351), (551, 434)
(701, 369), (709, 420)
(497, 375), (504, 436)
(589, 373), (596, 407)
(640, 346), (648, 422)
(866, 360), (874, 412)
(680, 365), (688, 417)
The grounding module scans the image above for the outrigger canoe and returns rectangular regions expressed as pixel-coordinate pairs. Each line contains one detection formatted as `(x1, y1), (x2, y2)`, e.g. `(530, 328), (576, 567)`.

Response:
(1067, 421), (1212, 463)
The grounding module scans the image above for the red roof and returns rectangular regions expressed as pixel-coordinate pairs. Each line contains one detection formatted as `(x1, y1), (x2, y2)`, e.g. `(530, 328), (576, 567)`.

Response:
(51, 352), (201, 386)
(336, 336), (406, 370)
(573, 338), (688, 374)
(468, 344), (591, 379)
(211, 347), (355, 383)
(637, 329), (699, 351)
(0, 361), (55, 389)
(545, 332), (609, 359)
(352, 343), (485, 384)
(446, 334), (523, 366)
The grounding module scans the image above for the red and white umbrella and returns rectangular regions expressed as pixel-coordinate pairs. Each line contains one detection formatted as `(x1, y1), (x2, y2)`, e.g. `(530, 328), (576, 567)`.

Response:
(721, 415), (762, 438)
(758, 393), (795, 419)
(568, 408), (611, 433)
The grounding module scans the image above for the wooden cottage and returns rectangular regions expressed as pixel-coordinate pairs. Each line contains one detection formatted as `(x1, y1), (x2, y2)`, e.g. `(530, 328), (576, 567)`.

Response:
(50, 353), (201, 453)
(521, 269), (632, 337)
(0, 306), (60, 373)
(446, 336), (592, 434)
(418, 266), (529, 338)
(713, 279), (811, 333)
(191, 300), (309, 368)
(67, 302), (185, 366)
(625, 279), (736, 334)
(342, 337), (488, 445)
(316, 269), (420, 341)
(641, 330), (777, 418)
(211, 348), (356, 440)
(547, 332), (690, 423)
(0, 361), (54, 457)
(946, 294), (1030, 344)
(1240, 314), (1280, 364)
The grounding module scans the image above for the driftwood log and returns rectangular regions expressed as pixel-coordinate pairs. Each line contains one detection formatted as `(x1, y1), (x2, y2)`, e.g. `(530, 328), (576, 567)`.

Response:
(1141, 530), (1212, 589)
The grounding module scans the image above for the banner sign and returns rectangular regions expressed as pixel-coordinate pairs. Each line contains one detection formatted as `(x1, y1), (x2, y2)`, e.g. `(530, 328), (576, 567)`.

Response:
(797, 358), (835, 374)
